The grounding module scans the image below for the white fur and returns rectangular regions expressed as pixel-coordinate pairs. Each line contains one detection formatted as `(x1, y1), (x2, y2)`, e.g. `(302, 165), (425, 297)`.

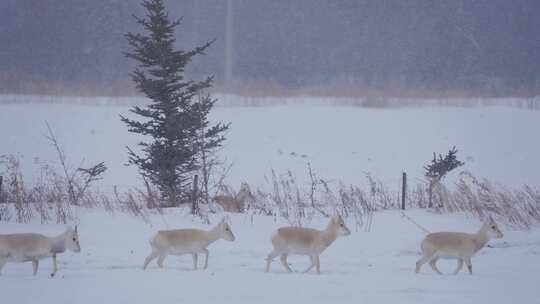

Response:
(143, 220), (235, 270)
(416, 216), (504, 275)
(0, 226), (81, 277)
(265, 215), (351, 274)
(212, 182), (252, 213)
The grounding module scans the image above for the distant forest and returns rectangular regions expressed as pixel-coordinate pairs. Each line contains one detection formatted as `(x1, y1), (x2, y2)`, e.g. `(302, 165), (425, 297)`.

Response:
(1, 0), (539, 96)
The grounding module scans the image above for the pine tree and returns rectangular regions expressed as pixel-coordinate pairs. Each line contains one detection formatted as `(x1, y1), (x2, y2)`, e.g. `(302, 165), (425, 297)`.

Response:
(424, 146), (464, 181)
(121, 0), (229, 206)
(424, 146), (464, 208)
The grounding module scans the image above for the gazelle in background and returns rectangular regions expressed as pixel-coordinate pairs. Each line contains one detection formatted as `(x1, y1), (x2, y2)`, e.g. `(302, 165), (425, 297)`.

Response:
(416, 216), (503, 275)
(265, 215), (351, 274)
(143, 218), (236, 270)
(0, 226), (81, 277)
(212, 182), (253, 213)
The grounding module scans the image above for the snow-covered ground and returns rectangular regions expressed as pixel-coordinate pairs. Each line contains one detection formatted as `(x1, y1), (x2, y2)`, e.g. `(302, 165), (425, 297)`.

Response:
(1, 102), (540, 193)
(1, 209), (539, 304)
(1, 99), (540, 303)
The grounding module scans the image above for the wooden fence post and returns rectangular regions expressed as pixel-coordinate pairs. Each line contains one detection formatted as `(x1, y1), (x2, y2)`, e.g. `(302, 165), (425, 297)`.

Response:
(0, 175), (3, 203)
(401, 172), (407, 210)
(191, 175), (199, 215)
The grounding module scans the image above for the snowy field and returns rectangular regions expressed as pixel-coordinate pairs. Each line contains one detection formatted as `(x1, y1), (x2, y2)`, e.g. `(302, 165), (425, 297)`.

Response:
(1, 100), (540, 193)
(1, 209), (540, 304)
(1, 99), (540, 303)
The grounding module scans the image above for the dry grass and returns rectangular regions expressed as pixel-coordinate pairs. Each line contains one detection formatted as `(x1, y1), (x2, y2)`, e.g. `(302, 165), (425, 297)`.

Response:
(2, 153), (538, 230)
(0, 154), (155, 224)
(235, 167), (540, 230)
(442, 172), (540, 229)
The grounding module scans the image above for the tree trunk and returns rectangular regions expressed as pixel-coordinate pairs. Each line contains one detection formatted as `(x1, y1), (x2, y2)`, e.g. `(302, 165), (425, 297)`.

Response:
(191, 175), (199, 215)
(143, 177), (156, 209)
(428, 177), (442, 208)
(428, 179), (434, 208)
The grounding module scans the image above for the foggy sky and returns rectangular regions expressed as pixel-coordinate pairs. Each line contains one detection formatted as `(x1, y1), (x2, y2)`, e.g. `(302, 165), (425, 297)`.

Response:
(1, 0), (539, 95)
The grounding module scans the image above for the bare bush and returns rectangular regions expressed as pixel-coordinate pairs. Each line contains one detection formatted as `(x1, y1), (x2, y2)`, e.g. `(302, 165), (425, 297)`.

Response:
(365, 174), (395, 209)
(337, 183), (374, 231)
(0, 123), (107, 224)
(440, 172), (540, 229)
(243, 166), (377, 229)
(407, 183), (428, 209)
(235, 166), (540, 230)
(1, 138), (538, 230)
(0, 171), (12, 221)
(0, 203), (11, 221)
(1, 155), (33, 223)
(113, 186), (150, 223)
(45, 122), (107, 206)
(0, 155), (75, 223)
(201, 161), (234, 214)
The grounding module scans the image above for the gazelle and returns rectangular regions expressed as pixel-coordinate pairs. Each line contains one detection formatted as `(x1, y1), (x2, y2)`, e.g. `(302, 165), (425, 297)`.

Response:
(415, 216), (503, 275)
(212, 182), (253, 213)
(0, 226), (81, 277)
(265, 215), (351, 274)
(143, 219), (236, 270)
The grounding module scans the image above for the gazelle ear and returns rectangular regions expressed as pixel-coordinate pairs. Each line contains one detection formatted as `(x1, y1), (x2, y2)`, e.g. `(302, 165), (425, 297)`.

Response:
(221, 215), (230, 224)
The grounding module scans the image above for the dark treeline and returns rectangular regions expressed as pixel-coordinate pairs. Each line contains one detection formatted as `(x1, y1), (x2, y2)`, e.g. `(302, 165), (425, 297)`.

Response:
(1, 0), (539, 96)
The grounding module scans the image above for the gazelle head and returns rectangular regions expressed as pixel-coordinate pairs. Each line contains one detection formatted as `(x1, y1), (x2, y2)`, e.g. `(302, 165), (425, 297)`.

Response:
(235, 182), (254, 211)
(329, 215), (351, 236)
(484, 216), (503, 239)
(217, 218), (236, 241)
(65, 225), (81, 252)
(239, 182), (251, 194)
(237, 182), (253, 200)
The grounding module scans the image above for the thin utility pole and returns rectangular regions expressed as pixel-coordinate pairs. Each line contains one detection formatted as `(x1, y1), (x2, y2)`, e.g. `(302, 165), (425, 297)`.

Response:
(224, 0), (234, 86)
(401, 172), (407, 210)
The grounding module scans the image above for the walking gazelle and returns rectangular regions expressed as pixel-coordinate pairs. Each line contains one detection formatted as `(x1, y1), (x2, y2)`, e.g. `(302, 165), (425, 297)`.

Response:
(143, 218), (236, 270)
(265, 215), (351, 274)
(0, 226), (81, 277)
(415, 216), (503, 275)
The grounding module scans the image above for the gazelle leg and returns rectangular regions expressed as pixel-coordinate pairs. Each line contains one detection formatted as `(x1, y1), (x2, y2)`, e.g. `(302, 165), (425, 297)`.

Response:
(429, 258), (443, 275)
(192, 253), (198, 270)
(465, 258), (473, 275)
(303, 256), (316, 273)
(314, 256), (321, 274)
(51, 253), (58, 277)
(143, 250), (159, 270)
(265, 250), (279, 273)
(0, 258), (6, 275)
(202, 249), (209, 270)
(415, 254), (432, 273)
(453, 259), (464, 275)
(157, 255), (166, 268)
(280, 254), (293, 273)
(32, 259), (39, 276)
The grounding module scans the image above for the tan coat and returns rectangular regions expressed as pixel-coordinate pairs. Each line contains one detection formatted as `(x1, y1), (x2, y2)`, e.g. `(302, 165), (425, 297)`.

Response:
(0, 226), (81, 277)
(265, 216), (351, 274)
(143, 221), (235, 270)
(213, 183), (252, 213)
(416, 217), (503, 275)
